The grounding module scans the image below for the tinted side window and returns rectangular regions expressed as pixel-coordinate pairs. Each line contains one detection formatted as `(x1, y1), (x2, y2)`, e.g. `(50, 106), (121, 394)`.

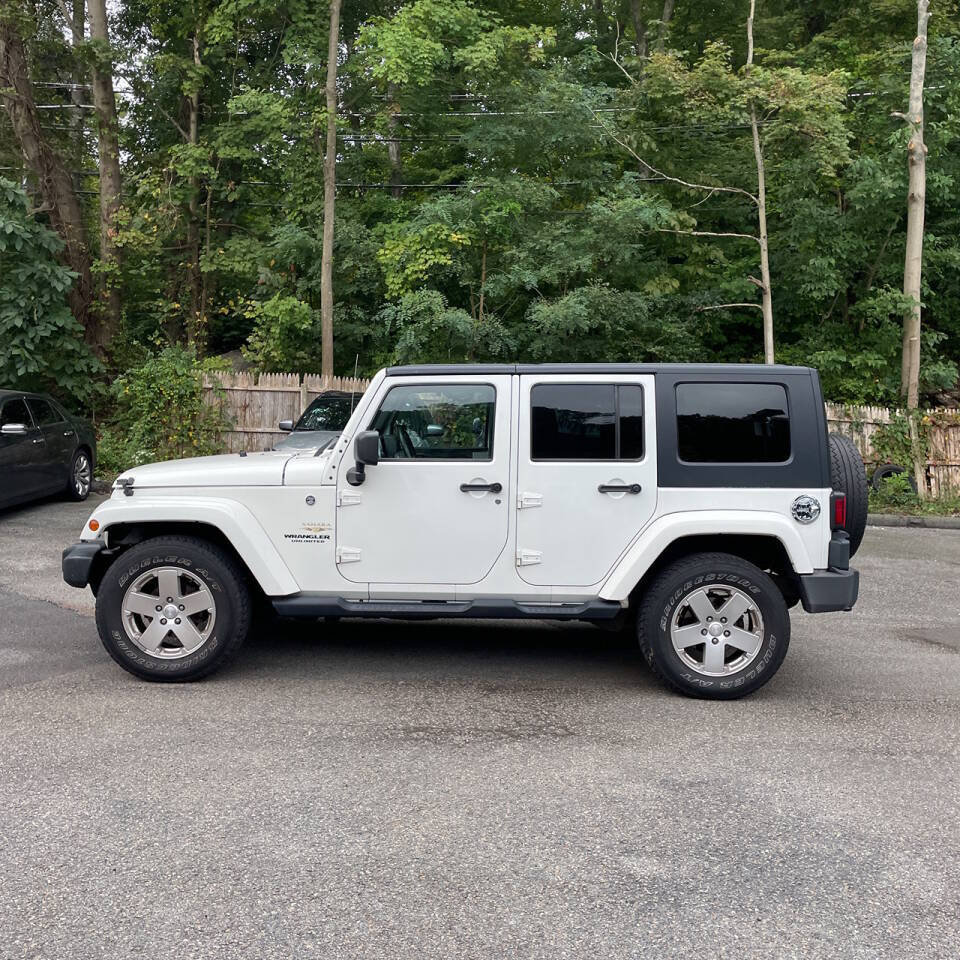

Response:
(297, 396), (352, 431)
(27, 398), (62, 426)
(1, 399), (31, 428)
(371, 384), (495, 460)
(676, 383), (790, 463)
(531, 384), (644, 460)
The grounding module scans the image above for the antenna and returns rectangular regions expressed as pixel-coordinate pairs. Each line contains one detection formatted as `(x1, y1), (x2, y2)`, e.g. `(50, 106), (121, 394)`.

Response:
(349, 353), (359, 411)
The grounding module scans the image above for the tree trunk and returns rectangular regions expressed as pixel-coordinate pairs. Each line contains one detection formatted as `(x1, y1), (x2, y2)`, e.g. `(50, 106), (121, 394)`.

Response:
(900, 0), (929, 412)
(629, 0), (648, 57)
(746, 0), (773, 363)
(320, 0), (342, 379)
(387, 82), (403, 198)
(87, 0), (122, 344)
(656, 0), (676, 50)
(69, 0), (85, 168)
(0, 13), (95, 343)
(186, 31), (203, 348)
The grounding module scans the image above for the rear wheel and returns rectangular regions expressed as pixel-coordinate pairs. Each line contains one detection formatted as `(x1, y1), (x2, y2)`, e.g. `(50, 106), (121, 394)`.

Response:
(637, 552), (790, 700)
(66, 448), (92, 501)
(95, 536), (250, 681)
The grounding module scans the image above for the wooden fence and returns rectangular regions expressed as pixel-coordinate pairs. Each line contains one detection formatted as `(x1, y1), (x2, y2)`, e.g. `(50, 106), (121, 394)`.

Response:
(204, 376), (960, 495)
(825, 402), (960, 497)
(203, 372), (371, 453)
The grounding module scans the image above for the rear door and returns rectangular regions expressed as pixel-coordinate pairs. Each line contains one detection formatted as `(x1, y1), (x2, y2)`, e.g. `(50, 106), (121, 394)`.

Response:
(26, 397), (72, 488)
(515, 374), (657, 588)
(336, 375), (512, 587)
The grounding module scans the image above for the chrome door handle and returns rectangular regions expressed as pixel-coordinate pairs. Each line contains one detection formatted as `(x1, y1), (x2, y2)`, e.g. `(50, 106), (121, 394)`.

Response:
(460, 481), (502, 493)
(598, 483), (641, 494)
(63, 430), (74, 436)
(32, 437), (45, 444)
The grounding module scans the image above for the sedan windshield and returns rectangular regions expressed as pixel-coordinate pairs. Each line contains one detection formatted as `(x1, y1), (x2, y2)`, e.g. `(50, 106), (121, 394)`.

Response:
(296, 396), (353, 432)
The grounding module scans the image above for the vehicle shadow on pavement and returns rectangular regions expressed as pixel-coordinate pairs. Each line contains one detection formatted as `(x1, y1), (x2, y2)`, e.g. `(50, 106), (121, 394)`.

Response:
(234, 615), (653, 685)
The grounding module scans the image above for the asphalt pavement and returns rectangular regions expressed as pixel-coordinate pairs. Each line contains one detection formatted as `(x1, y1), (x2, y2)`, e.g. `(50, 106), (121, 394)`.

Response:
(1, 495), (958, 959)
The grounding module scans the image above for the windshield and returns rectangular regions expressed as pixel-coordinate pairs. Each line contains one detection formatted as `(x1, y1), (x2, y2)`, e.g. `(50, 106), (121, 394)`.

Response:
(295, 395), (353, 432)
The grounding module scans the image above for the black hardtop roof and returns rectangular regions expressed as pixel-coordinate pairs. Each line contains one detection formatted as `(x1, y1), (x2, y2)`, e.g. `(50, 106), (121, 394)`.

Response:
(385, 363), (815, 377)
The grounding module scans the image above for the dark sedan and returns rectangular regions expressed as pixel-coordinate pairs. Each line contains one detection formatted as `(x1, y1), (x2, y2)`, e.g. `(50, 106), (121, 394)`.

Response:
(273, 389), (357, 452)
(0, 390), (96, 509)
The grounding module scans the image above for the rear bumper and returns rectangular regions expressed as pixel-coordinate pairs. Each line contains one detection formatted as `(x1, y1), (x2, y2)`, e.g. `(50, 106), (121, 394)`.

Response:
(62, 541), (104, 589)
(797, 567), (859, 613)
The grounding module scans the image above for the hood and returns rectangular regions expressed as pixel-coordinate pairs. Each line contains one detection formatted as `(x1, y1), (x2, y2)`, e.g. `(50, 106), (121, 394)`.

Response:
(115, 451), (291, 490)
(273, 429), (340, 452)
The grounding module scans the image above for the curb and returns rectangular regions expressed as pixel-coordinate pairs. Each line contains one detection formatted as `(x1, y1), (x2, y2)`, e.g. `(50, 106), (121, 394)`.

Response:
(868, 513), (960, 530)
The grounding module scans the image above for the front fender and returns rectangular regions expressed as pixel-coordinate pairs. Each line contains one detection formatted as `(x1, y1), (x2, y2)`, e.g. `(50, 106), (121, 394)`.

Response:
(598, 510), (814, 602)
(80, 495), (299, 597)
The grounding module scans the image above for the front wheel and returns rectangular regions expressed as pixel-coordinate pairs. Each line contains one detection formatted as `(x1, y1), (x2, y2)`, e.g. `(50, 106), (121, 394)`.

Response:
(637, 552), (790, 700)
(95, 536), (251, 681)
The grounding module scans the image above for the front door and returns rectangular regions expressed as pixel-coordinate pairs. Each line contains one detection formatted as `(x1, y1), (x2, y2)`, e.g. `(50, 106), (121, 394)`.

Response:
(0, 397), (44, 504)
(515, 374), (658, 588)
(336, 376), (512, 587)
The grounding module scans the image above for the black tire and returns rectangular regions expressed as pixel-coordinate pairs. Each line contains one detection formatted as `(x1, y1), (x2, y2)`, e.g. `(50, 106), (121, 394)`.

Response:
(66, 447), (93, 501)
(637, 552), (790, 700)
(95, 536), (251, 682)
(871, 462), (917, 494)
(828, 433), (868, 557)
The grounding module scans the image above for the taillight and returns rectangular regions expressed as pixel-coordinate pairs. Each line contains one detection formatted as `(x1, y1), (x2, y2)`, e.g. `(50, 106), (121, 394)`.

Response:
(831, 493), (847, 529)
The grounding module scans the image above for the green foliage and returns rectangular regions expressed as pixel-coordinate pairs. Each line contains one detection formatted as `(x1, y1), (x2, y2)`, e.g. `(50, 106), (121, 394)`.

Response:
(0, 179), (99, 400)
(97, 345), (231, 476)
(11, 0), (960, 420)
(242, 294), (321, 373)
(869, 471), (920, 510)
(871, 411), (931, 468)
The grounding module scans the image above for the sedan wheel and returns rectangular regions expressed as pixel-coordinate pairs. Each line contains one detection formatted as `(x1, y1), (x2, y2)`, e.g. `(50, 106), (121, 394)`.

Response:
(67, 449), (92, 501)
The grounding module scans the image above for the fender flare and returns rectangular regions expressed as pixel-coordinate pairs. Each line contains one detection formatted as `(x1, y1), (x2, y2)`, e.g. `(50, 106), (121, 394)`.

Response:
(599, 510), (813, 602)
(80, 496), (300, 597)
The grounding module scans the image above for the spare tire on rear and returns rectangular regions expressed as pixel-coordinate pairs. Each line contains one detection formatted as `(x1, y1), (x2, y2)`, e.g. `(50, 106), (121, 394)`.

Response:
(828, 433), (868, 557)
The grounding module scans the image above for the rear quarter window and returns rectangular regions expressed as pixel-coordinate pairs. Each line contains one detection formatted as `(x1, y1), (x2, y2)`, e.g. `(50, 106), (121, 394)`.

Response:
(676, 382), (790, 463)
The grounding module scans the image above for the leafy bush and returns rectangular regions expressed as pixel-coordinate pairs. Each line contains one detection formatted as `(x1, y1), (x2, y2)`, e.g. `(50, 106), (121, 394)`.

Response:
(0, 178), (99, 400)
(869, 471), (920, 511)
(242, 293), (322, 373)
(96, 345), (231, 477)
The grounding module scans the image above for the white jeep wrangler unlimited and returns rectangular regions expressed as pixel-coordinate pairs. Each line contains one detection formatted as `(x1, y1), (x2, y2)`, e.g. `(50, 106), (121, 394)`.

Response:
(63, 364), (865, 699)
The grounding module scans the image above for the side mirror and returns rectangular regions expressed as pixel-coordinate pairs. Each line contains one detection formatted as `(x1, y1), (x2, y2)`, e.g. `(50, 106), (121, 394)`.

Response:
(1, 423), (28, 436)
(355, 430), (380, 465)
(278, 419), (294, 432)
(346, 430), (379, 486)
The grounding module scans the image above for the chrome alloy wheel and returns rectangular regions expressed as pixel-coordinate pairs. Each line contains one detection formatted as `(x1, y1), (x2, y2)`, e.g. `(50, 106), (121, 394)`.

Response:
(121, 566), (217, 658)
(670, 583), (764, 677)
(74, 452), (92, 498)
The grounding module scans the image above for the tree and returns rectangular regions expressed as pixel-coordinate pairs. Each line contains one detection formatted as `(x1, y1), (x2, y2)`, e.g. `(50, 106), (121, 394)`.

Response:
(321, 0), (342, 379)
(87, 0), (123, 342)
(745, 0), (773, 363)
(0, 178), (98, 398)
(896, 0), (930, 410)
(0, 6), (95, 348)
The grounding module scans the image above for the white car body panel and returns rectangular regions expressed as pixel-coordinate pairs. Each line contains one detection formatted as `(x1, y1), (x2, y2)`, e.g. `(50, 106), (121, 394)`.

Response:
(81, 494), (300, 597)
(598, 487), (832, 602)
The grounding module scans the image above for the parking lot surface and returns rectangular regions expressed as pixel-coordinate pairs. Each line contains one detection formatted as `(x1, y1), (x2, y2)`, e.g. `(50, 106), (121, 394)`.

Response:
(1, 496), (958, 959)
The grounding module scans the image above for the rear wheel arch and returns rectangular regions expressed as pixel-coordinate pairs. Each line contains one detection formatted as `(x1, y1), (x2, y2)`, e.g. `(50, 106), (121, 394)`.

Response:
(625, 533), (799, 609)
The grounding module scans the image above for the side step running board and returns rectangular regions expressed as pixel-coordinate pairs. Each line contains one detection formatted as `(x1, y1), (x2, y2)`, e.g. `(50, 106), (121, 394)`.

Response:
(271, 595), (624, 622)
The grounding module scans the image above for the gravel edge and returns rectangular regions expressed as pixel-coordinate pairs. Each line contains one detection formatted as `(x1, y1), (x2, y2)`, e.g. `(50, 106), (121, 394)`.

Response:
(868, 513), (960, 530)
